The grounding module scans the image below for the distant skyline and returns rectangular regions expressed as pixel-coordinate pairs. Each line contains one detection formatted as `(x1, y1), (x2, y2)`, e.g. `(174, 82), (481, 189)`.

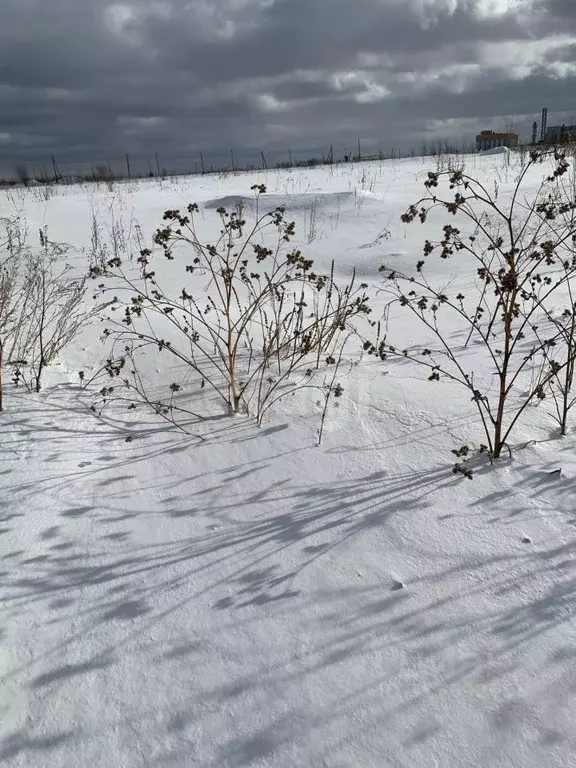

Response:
(2, 1), (576, 174)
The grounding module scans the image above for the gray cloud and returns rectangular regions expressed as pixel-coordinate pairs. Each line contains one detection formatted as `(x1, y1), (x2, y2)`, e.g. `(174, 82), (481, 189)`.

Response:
(1, 0), (576, 175)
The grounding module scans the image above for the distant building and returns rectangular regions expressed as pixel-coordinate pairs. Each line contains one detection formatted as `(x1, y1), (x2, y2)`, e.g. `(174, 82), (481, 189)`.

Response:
(545, 124), (576, 144)
(476, 130), (519, 151)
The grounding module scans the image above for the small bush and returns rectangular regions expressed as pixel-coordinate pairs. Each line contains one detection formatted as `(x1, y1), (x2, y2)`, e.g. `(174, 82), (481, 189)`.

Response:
(0, 218), (104, 407)
(371, 149), (576, 461)
(91, 185), (371, 433)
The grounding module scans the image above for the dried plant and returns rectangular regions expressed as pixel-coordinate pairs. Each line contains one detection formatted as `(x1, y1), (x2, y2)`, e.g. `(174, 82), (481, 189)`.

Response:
(90, 185), (371, 434)
(370, 149), (576, 463)
(0, 219), (22, 410)
(1, 219), (105, 404)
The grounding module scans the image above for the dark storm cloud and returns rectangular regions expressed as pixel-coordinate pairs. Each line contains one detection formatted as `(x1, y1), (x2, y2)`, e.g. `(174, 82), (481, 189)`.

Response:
(1, 0), (576, 174)
(538, 0), (576, 23)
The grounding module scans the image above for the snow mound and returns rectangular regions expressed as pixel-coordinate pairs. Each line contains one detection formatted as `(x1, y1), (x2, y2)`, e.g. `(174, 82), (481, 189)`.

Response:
(204, 191), (353, 214)
(478, 146), (510, 156)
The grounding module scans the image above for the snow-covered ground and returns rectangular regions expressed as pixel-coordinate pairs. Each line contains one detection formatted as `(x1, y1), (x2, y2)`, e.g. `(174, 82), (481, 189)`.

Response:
(3, 154), (576, 767)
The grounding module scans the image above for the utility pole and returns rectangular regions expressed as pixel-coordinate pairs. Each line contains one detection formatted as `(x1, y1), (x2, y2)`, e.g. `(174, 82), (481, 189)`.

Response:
(230, 149), (236, 172)
(51, 154), (61, 182)
(126, 153), (131, 177)
(541, 107), (548, 143)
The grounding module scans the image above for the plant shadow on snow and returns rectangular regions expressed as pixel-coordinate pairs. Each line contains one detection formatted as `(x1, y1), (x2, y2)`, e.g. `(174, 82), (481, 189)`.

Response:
(5, 386), (576, 762)
(7, 381), (238, 444)
(30, 656), (114, 688)
(0, 730), (75, 762)
(2, 508), (574, 757)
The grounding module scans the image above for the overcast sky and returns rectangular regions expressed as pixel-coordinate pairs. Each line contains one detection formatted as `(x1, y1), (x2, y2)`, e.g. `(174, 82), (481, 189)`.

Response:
(2, 0), (576, 173)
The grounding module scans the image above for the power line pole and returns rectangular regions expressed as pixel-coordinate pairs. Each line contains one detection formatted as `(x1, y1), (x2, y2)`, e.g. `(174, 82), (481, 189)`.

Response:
(541, 107), (548, 143)
(230, 149), (236, 172)
(126, 153), (131, 178)
(51, 154), (61, 182)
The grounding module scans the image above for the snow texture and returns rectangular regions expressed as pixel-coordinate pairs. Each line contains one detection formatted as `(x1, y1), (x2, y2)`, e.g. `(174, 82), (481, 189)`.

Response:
(478, 146), (511, 156)
(2, 154), (576, 767)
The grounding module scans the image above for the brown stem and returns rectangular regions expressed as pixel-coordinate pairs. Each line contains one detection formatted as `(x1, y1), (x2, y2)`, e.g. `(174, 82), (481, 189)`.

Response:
(493, 290), (516, 459)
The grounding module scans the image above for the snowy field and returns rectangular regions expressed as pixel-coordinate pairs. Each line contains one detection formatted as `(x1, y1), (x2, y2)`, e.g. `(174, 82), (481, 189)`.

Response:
(3, 153), (576, 767)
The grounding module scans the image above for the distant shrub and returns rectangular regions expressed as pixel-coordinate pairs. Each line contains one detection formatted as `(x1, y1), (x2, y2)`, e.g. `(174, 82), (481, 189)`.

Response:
(14, 163), (30, 186)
